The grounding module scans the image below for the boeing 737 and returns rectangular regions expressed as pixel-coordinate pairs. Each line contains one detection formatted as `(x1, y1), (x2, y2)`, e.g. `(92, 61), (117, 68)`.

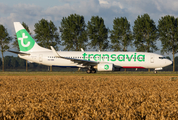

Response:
(9, 22), (172, 73)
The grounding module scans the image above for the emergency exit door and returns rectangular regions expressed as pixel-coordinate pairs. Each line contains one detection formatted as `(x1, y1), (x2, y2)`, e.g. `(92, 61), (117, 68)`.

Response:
(150, 56), (154, 63)
(39, 54), (43, 62)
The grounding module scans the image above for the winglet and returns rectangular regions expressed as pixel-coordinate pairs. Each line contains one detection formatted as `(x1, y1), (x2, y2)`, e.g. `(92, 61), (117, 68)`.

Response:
(50, 46), (61, 57)
(81, 48), (84, 52)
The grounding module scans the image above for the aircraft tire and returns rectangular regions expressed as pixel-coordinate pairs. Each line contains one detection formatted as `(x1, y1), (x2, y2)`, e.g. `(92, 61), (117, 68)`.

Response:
(91, 69), (96, 73)
(86, 69), (91, 74)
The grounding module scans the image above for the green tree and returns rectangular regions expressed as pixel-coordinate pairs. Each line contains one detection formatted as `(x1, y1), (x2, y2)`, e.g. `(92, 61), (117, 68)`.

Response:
(110, 17), (133, 51)
(4, 56), (11, 69)
(175, 56), (178, 71)
(0, 25), (12, 72)
(34, 19), (60, 50)
(18, 58), (26, 69)
(34, 19), (60, 72)
(0, 57), (2, 69)
(133, 14), (158, 52)
(166, 56), (171, 60)
(11, 56), (19, 69)
(59, 14), (88, 51)
(13, 22), (31, 72)
(175, 56), (178, 65)
(158, 15), (178, 72)
(87, 16), (109, 51)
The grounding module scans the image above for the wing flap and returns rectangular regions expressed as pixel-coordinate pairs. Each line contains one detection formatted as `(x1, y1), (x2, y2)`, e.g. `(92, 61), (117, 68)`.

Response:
(71, 59), (98, 66)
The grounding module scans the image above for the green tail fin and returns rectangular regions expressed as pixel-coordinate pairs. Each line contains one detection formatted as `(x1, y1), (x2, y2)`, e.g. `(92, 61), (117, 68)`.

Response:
(14, 22), (50, 52)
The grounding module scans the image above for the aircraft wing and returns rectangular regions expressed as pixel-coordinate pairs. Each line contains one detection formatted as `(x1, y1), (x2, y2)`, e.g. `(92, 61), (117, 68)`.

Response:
(50, 46), (98, 66)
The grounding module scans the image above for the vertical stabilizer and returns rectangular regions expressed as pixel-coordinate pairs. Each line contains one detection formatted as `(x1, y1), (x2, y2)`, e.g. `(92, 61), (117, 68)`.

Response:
(14, 22), (50, 52)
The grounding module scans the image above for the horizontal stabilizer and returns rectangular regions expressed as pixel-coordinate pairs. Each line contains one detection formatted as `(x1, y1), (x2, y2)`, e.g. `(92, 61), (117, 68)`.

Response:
(8, 50), (30, 55)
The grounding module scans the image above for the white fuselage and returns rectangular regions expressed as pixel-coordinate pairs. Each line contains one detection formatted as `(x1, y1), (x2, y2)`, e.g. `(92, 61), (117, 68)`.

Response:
(18, 51), (172, 69)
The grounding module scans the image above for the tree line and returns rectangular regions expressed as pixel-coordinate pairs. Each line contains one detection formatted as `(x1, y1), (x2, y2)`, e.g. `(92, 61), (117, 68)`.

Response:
(0, 13), (178, 71)
(0, 56), (47, 70)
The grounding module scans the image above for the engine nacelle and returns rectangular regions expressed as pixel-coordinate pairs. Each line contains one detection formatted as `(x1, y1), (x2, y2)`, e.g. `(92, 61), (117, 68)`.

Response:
(97, 63), (114, 71)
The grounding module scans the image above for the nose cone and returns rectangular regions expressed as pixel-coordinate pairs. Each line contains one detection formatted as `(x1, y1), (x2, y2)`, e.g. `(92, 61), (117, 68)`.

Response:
(170, 61), (173, 66)
(166, 59), (173, 66)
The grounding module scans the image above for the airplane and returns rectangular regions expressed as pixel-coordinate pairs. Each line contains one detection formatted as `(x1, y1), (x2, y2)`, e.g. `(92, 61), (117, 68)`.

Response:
(9, 22), (172, 73)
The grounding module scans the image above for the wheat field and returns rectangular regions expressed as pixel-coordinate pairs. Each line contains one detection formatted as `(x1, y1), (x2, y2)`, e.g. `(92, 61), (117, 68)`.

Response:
(0, 75), (178, 119)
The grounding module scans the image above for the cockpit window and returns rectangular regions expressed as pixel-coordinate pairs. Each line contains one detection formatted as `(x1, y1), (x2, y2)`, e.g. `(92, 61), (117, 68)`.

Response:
(159, 57), (167, 59)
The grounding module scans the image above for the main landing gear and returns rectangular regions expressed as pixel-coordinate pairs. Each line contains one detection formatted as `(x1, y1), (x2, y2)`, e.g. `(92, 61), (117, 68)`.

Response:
(86, 68), (96, 74)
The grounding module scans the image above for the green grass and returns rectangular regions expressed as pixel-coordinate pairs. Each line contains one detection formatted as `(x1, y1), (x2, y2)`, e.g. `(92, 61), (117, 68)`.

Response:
(0, 71), (177, 76)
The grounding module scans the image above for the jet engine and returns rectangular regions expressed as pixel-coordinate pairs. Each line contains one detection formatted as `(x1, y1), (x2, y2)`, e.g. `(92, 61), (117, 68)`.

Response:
(96, 63), (114, 71)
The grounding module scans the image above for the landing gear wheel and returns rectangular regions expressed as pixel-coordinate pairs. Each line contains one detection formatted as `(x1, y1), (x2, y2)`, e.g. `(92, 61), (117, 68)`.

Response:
(86, 69), (91, 74)
(86, 68), (96, 74)
(154, 70), (157, 74)
(91, 69), (96, 73)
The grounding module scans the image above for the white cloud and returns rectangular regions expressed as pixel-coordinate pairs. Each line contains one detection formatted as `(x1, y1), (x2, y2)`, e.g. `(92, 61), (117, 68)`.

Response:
(1, 0), (178, 55)
(155, 0), (178, 12)
(99, 0), (109, 4)
(1, 0), (178, 35)
(0, 3), (11, 14)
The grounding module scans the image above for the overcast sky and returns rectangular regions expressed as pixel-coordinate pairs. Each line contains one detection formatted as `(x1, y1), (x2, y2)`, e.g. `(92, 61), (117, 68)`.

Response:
(1, 0), (178, 58)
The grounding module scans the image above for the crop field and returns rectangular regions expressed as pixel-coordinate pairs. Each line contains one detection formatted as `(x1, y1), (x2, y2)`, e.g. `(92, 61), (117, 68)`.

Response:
(0, 73), (178, 119)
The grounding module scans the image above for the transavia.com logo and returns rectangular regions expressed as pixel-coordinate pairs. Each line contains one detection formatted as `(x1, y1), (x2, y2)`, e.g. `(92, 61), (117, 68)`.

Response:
(104, 64), (109, 70)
